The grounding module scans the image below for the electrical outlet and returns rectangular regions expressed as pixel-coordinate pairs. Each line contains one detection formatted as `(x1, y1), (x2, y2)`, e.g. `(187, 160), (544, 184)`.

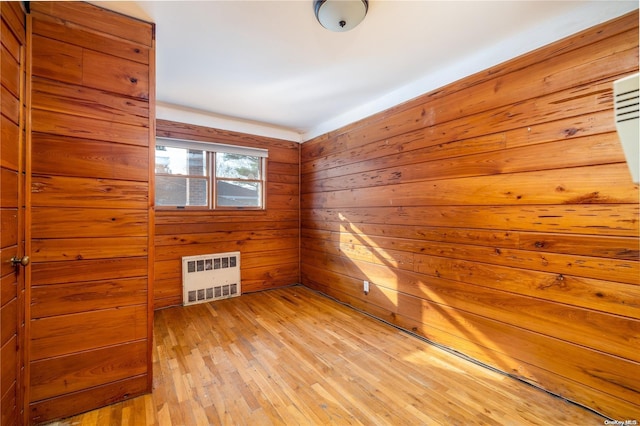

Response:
(363, 280), (369, 294)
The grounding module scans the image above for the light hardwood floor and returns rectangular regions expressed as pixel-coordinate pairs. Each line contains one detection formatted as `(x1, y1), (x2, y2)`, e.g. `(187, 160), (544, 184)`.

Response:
(45, 285), (605, 425)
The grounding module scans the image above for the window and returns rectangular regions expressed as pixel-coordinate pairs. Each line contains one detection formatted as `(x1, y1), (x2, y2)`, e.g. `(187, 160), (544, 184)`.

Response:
(155, 137), (268, 209)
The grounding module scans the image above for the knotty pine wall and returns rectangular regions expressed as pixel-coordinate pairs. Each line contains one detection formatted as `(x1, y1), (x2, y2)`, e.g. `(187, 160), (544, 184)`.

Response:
(27, 3), (154, 423)
(154, 120), (300, 309)
(1, 2), (25, 424)
(301, 11), (639, 419)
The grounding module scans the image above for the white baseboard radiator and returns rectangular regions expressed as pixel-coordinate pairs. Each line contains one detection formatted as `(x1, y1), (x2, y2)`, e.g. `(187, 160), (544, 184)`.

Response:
(182, 251), (241, 306)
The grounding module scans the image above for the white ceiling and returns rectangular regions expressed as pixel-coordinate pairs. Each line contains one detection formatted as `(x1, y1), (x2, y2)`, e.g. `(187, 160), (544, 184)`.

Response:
(93, 1), (638, 142)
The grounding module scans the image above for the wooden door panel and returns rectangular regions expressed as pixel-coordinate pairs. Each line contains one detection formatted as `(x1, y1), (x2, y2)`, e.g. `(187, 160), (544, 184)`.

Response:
(31, 134), (149, 180)
(0, 209), (17, 248)
(31, 77), (150, 126)
(31, 14), (150, 64)
(29, 341), (147, 401)
(0, 86), (19, 124)
(0, 382), (17, 426)
(31, 34), (83, 83)
(0, 49), (20, 97)
(0, 275), (17, 309)
(29, 376), (148, 425)
(82, 50), (149, 99)
(0, 247), (18, 281)
(0, 169), (18, 207)
(0, 336), (17, 399)
(0, 299), (17, 347)
(30, 305), (147, 361)
(31, 109), (149, 147)
(31, 277), (147, 318)
(1, 19), (21, 60)
(31, 175), (149, 209)
(30, 2), (153, 46)
(1, 116), (20, 170)
(31, 208), (148, 238)
(31, 237), (148, 262)
(1, 2), (25, 424)
(30, 257), (148, 286)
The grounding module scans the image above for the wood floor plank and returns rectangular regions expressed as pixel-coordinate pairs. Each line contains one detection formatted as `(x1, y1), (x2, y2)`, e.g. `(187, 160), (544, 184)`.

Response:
(42, 286), (607, 425)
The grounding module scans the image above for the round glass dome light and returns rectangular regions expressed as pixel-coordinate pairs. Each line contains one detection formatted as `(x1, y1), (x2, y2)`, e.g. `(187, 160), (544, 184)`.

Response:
(314, 0), (369, 32)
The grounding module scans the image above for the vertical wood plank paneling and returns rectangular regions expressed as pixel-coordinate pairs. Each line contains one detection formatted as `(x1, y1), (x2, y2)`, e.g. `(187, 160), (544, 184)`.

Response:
(300, 10), (640, 419)
(153, 120), (300, 309)
(0, 2), (25, 424)
(146, 34), (156, 392)
(27, 2), (154, 423)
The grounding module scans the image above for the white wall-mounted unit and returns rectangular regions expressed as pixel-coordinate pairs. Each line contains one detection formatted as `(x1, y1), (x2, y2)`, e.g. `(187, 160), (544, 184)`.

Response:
(613, 72), (639, 184)
(182, 251), (241, 306)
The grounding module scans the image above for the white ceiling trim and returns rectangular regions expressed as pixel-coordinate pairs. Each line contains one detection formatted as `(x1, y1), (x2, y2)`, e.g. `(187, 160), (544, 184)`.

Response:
(157, 102), (304, 143)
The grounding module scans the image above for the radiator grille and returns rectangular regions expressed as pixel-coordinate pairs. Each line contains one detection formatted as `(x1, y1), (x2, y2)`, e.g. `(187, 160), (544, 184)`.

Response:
(615, 84), (639, 124)
(613, 73), (639, 183)
(182, 251), (240, 306)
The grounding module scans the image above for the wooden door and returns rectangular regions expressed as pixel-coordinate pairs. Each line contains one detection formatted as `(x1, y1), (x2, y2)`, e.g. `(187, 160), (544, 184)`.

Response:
(1, 2), (26, 425)
(26, 2), (154, 423)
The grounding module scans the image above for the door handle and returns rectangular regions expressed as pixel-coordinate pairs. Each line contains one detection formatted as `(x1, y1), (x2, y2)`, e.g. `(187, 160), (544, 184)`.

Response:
(11, 256), (30, 267)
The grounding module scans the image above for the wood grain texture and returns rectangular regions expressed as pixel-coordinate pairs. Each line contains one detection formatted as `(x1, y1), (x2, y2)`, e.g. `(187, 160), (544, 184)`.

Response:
(30, 1), (153, 46)
(31, 77), (149, 126)
(30, 305), (147, 361)
(30, 341), (147, 401)
(42, 287), (610, 425)
(30, 257), (148, 286)
(31, 208), (148, 238)
(31, 175), (149, 209)
(0, 169), (18, 208)
(31, 278), (148, 318)
(31, 237), (148, 262)
(153, 120), (300, 309)
(0, 274), (17, 309)
(0, 86), (19, 125)
(1, 337), (17, 407)
(26, 2), (154, 422)
(301, 10), (640, 420)
(1, 46), (20, 96)
(302, 204), (639, 237)
(30, 12), (150, 64)
(31, 109), (149, 147)
(1, 115), (20, 170)
(31, 134), (149, 181)
(29, 376), (148, 425)
(0, 2), (25, 423)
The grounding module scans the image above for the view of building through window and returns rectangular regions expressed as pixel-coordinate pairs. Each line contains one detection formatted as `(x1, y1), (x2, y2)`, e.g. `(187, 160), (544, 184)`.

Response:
(215, 153), (261, 207)
(155, 142), (266, 209)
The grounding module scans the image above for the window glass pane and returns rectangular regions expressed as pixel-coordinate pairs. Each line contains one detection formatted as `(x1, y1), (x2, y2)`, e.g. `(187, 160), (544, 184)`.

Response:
(216, 153), (260, 179)
(156, 176), (208, 206)
(217, 181), (260, 207)
(156, 146), (206, 176)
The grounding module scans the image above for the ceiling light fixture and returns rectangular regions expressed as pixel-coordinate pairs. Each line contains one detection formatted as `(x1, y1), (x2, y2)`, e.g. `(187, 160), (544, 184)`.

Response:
(314, 0), (368, 32)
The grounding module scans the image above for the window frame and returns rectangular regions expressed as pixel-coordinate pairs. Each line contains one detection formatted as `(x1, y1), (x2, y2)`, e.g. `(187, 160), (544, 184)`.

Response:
(155, 137), (268, 211)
